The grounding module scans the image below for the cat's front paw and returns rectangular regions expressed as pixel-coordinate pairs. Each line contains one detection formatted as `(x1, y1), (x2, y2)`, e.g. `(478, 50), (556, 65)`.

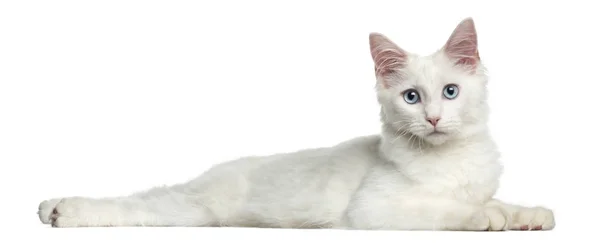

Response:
(467, 206), (511, 231)
(511, 207), (555, 231)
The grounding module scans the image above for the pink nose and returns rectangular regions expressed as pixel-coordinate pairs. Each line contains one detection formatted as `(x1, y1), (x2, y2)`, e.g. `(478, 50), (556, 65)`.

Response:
(426, 117), (441, 127)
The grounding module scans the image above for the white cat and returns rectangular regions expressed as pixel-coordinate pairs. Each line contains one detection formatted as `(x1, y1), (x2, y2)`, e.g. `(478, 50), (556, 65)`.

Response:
(38, 18), (554, 231)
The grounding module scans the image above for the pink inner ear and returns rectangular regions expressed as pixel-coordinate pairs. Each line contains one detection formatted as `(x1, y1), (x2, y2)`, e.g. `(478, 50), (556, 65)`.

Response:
(444, 18), (480, 70)
(369, 33), (406, 82)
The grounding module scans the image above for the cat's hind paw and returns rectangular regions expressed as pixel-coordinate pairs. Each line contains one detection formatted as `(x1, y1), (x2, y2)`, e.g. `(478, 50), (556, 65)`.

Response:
(38, 198), (62, 224)
(38, 197), (102, 227)
(49, 197), (99, 227)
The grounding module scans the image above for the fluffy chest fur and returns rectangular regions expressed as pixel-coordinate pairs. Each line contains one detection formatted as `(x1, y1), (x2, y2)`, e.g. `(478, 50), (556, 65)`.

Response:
(379, 132), (503, 203)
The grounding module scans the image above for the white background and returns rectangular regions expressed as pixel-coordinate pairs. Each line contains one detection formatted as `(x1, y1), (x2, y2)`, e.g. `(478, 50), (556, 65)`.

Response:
(1, 0), (598, 242)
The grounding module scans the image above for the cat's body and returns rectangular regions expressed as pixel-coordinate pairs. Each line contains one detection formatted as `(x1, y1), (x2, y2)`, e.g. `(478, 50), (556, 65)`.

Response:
(38, 18), (555, 231)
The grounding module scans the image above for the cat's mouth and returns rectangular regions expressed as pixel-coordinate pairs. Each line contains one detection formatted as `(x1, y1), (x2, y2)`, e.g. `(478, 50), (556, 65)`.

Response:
(422, 130), (451, 146)
(428, 130), (446, 136)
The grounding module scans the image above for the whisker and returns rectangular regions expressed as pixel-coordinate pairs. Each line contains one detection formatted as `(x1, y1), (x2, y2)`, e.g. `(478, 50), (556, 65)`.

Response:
(409, 134), (417, 150)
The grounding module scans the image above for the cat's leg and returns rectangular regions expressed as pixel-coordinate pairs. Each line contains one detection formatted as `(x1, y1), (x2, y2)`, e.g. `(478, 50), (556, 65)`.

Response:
(38, 185), (217, 227)
(39, 160), (253, 227)
(343, 196), (511, 231)
(485, 199), (555, 230)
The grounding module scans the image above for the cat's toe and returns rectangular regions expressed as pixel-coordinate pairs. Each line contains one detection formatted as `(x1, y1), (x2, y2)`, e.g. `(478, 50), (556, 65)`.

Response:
(512, 207), (555, 231)
(466, 206), (510, 231)
(484, 206), (510, 231)
(467, 210), (492, 231)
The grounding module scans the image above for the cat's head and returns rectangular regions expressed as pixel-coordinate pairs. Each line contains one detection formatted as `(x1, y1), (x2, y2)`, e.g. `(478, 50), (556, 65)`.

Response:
(371, 18), (490, 146)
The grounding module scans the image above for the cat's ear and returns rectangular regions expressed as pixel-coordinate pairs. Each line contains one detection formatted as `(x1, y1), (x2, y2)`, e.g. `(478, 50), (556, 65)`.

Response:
(443, 18), (480, 70)
(369, 33), (407, 88)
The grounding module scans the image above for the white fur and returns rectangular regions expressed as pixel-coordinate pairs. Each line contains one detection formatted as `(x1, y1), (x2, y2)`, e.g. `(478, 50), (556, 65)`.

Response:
(38, 18), (555, 231)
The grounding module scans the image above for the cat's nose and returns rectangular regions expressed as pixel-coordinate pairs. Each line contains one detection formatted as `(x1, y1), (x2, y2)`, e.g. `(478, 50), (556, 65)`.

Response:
(426, 117), (441, 127)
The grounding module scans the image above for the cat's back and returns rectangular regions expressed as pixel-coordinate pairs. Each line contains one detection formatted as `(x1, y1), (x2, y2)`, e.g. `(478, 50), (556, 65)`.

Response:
(241, 134), (382, 198)
(217, 135), (382, 227)
(206, 134), (382, 177)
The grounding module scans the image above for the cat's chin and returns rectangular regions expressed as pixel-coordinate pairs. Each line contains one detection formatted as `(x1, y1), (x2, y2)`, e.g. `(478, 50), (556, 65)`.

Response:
(423, 132), (450, 146)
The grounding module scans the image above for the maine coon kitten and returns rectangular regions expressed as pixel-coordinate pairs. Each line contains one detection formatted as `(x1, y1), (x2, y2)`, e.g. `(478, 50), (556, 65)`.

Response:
(38, 18), (555, 231)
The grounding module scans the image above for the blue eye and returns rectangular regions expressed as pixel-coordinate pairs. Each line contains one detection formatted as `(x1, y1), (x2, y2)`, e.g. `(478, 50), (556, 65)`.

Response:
(403, 89), (420, 104)
(443, 84), (459, 99)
